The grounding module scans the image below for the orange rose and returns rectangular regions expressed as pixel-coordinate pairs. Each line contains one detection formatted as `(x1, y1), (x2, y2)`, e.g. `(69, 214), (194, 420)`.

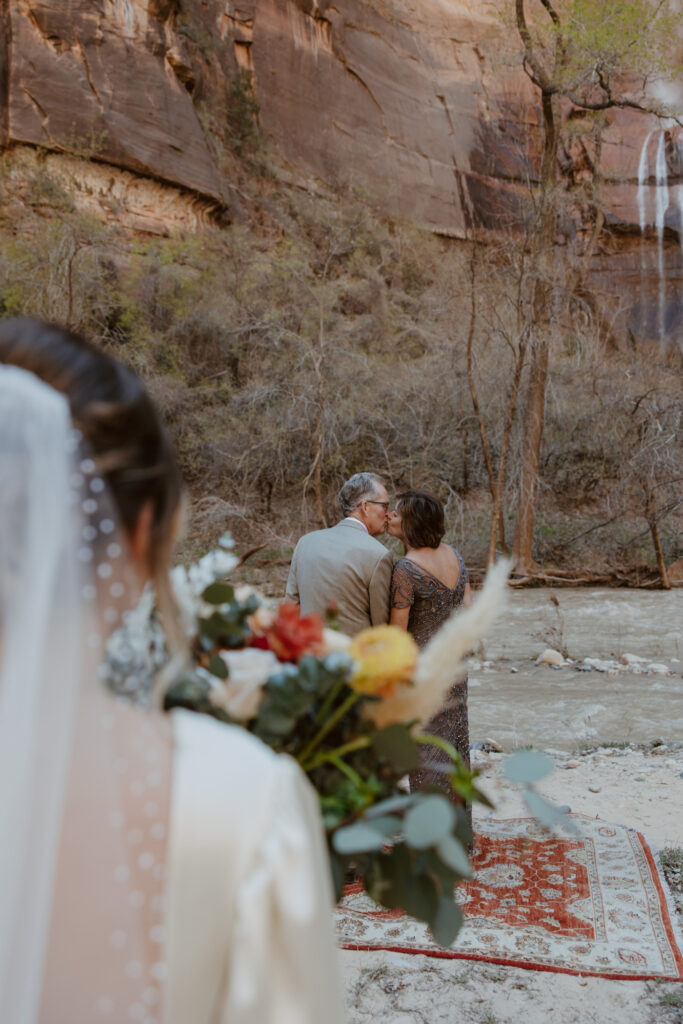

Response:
(262, 601), (324, 662)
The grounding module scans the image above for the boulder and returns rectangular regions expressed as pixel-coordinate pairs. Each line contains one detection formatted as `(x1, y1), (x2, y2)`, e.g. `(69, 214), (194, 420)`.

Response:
(536, 648), (566, 667)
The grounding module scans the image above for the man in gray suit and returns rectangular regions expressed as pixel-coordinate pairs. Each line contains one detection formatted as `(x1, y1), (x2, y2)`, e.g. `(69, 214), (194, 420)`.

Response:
(285, 472), (393, 635)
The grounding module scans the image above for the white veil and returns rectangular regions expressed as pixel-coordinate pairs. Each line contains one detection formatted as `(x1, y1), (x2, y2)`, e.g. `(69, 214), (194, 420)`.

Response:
(0, 366), (171, 1023)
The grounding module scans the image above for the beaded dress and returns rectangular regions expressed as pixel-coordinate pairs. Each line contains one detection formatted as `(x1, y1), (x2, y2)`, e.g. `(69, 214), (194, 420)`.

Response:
(390, 548), (470, 815)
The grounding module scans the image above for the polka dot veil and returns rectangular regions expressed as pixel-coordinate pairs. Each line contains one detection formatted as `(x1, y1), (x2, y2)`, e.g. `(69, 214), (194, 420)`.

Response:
(0, 367), (171, 1024)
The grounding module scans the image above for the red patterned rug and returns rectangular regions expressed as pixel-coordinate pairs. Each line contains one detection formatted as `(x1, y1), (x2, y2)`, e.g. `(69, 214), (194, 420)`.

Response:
(336, 815), (683, 981)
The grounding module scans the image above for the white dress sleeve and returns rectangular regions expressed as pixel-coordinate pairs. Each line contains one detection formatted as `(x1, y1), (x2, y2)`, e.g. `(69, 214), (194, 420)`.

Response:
(221, 757), (346, 1024)
(164, 710), (346, 1024)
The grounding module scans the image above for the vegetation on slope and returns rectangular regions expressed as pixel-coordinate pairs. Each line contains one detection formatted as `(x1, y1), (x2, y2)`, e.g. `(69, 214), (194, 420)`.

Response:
(0, 144), (679, 583)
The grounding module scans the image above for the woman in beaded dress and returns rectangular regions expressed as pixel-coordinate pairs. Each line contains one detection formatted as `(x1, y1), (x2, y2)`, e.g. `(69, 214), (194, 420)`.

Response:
(387, 491), (472, 819)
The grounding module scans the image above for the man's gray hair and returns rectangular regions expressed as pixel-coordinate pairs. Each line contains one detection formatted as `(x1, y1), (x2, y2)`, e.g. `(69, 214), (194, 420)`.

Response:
(338, 472), (385, 517)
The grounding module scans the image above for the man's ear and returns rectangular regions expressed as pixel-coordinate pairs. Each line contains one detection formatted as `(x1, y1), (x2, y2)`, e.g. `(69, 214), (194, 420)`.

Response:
(129, 500), (154, 572)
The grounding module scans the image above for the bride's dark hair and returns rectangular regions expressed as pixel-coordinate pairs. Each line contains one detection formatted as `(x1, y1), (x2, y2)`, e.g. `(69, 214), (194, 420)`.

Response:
(0, 316), (183, 601)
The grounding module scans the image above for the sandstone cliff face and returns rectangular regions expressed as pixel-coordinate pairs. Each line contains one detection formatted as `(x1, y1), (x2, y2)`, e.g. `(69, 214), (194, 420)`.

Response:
(1, 0), (681, 339)
(2, 1), (223, 202)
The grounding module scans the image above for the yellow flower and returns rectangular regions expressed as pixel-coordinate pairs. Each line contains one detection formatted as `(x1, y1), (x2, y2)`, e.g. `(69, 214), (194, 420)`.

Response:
(348, 626), (418, 698)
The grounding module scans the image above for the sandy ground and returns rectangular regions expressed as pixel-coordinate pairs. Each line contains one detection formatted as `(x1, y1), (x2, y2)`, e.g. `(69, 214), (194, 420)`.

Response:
(342, 588), (683, 1024)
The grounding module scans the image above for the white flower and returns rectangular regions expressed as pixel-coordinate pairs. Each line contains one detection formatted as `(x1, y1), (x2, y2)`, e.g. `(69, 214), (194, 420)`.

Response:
(247, 604), (277, 633)
(208, 648), (281, 721)
(320, 628), (352, 653)
(187, 549), (239, 594)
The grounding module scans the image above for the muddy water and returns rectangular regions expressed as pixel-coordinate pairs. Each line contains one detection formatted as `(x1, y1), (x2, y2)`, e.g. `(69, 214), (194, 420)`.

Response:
(468, 587), (682, 752)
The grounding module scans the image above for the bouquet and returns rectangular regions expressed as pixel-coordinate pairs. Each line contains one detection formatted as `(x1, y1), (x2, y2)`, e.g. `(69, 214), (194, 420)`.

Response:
(107, 534), (511, 947)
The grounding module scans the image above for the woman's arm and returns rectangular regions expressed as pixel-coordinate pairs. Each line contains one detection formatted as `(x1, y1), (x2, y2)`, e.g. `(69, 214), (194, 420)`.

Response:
(389, 562), (413, 631)
(463, 579), (472, 609)
(389, 603), (410, 630)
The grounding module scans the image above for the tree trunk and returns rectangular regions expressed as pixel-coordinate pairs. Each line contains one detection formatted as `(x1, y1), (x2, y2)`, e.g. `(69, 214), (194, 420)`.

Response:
(645, 491), (671, 589)
(512, 87), (557, 572)
(512, 336), (549, 570)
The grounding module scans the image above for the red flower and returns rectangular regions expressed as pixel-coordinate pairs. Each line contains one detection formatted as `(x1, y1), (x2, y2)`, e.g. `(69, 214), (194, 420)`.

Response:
(262, 602), (324, 662)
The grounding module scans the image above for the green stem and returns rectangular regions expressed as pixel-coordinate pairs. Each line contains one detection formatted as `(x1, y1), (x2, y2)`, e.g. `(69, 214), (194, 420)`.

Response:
(302, 735), (371, 772)
(298, 690), (360, 765)
(327, 753), (365, 789)
(315, 677), (344, 725)
(414, 732), (465, 769)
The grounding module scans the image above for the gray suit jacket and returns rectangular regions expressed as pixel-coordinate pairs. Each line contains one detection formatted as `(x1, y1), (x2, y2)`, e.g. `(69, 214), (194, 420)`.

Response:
(285, 520), (393, 635)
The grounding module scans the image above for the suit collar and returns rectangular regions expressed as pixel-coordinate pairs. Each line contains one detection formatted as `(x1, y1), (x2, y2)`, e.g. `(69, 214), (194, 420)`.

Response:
(340, 516), (368, 533)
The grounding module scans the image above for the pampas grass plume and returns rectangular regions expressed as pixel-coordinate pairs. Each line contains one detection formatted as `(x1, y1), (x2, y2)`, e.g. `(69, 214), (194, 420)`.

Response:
(365, 559), (512, 729)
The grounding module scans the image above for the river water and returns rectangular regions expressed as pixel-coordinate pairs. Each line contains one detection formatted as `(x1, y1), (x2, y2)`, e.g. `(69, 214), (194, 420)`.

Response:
(468, 587), (682, 752)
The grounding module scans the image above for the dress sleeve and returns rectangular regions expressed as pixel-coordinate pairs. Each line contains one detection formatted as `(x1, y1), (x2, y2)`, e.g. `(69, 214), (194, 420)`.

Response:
(391, 560), (415, 610)
(220, 758), (346, 1024)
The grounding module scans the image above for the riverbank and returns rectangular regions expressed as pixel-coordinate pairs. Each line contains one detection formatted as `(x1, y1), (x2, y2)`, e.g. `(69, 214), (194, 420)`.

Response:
(343, 586), (683, 1023)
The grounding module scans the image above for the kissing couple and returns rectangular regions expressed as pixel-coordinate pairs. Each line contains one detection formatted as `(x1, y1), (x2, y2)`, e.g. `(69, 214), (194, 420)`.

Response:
(286, 472), (472, 815)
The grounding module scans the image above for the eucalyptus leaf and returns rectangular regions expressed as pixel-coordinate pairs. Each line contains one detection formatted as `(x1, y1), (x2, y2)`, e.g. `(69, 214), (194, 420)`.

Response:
(404, 795), (456, 850)
(504, 749), (554, 784)
(198, 612), (230, 640)
(435, 834), (472, 878)
(524, 791), (581, 835)
(524, 789), (568, 827)
(365, 815), (402, 839)
(333, 822), (387, 855)
(207, 654), (228, 679)
(255, 708), (296, 737)
(431, 896), (464, 947)
(400, 872), (440, 924)
(372, 724), (420, 772)
(202, 582), (235, 605)
(365, 794), (414, 818)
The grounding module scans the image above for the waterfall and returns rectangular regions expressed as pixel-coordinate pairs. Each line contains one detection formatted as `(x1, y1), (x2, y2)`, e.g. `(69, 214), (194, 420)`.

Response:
(654, 132), (670, 259)
(638, 129), (673, 342)
(637, 130), (654, 238)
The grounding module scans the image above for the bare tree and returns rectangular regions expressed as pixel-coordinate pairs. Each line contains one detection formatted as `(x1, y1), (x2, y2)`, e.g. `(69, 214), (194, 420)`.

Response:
(509, 0), (682, 571)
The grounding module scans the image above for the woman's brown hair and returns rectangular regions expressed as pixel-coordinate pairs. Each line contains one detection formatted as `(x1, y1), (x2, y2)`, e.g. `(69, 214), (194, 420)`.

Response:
(0, 317), (183, 605)
(396, 490), (445, 549)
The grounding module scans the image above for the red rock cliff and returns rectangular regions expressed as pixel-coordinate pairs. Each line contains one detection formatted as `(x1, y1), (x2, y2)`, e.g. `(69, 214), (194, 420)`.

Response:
(1, 1), (681, 337)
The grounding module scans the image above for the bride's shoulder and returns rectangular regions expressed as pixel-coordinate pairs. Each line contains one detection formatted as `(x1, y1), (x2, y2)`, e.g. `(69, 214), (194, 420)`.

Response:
(168, 710), (312, 855)
(171, 708), (280, 779)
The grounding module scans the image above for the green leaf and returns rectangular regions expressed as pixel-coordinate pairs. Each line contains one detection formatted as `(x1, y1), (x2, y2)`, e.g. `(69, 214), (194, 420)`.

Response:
(364, 794), (414, 818)
(404, 795), (456, 850)
(329, 851), (349, 902)
(435, 834), (471, 878)
(524, 790), (581, 836)
(504, 749), (554, 784)
(371, 724), (420, 772)
(365, 815), (402, 839)
(333, 822), (387, 855)
(207, 654), (228, 679)
(400, 871), (440, 925)
(453, 806), (474, 849)
(198, 612), (230, 640)
(202, 582), (235, 605)
(255, 708), (296, 737)
(431, 896), (464, 947)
